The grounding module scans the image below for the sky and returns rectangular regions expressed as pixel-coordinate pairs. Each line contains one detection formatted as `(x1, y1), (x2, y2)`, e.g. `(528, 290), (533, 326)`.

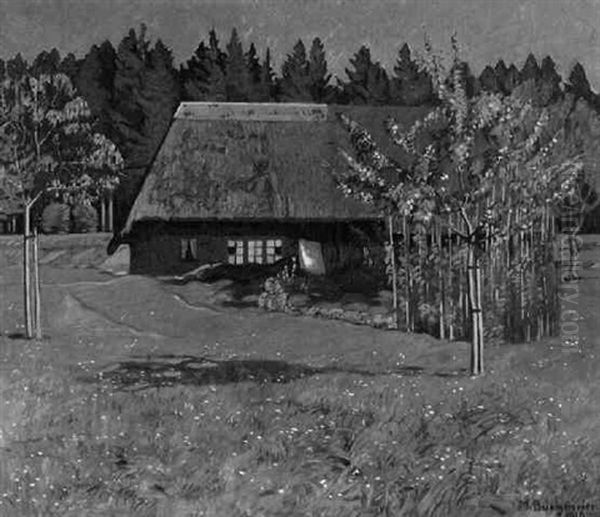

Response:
(2, 0), (600, 88)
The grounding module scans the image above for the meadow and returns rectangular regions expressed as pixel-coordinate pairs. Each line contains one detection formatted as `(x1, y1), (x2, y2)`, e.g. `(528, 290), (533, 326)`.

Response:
(1, 235), (600, 516)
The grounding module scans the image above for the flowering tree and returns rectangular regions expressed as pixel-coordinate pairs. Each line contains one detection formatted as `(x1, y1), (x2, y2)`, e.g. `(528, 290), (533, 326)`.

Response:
(0, 71), (123, 339)
(337, 38), (587, 376)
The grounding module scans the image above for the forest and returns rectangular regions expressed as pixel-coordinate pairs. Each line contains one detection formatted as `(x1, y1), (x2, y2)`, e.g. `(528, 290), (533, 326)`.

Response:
(1, 24), (600, 228)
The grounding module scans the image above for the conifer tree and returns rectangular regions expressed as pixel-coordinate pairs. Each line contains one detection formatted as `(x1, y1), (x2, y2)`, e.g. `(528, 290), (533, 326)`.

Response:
(180, 29), (226, 101)
(479, 64), (501, 93)
(503, 63), (521, 94)
(391, 43), (434, 105)
(255, 48), (276, 101)
(7, 54), (28, 81)
(538, 55), (562, 105)
(565, 62), (594, 102)
(280, 39), (312, 101)
(30, 48), (61, 76)
(110, 25), (180, 221)
(76, 40), (117, 138)
(245, 42), (262, 100)
(59, 52), (81, 83)
(225, 28), (251, 101)
(308, 37), (332, 102)
(521, 53), (541, 83)
(339, 45), (390, 105)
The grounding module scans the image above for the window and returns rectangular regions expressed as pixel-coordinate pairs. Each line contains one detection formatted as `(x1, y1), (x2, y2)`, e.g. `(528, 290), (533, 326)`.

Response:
(181, 238), (198, 261)
(227, 238), (283, 265)
(266, 239), (283, 264)
(228, 240), (244, 265)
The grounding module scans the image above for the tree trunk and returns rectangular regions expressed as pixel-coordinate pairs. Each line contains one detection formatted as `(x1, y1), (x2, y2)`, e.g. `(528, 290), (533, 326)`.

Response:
(387, 216), (399, 329)
(437, 221), (446, 340)
(100, 197), (106, 232)
(403, 216), (411, 331)
(33, 226), (42, 340)
(23, 204), (33, 339)
(467, 243), (484, 376)
(107, 194), (114, 233)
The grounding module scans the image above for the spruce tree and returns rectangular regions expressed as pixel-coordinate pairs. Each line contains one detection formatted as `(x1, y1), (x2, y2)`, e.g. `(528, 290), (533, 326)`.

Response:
(224, 28), (251, 101)
(76, 40), (117, 138)
(479, 64), (500, 93)
(7, 54), (29, 81)
(280, 39), (312, 101)
(59, 52), (81, 83)
(30, 48), (61, 76)
(256, 48), (276, 101)
(180, 29), (226, 101)
(521, 53), (540, 83)
(504, 64), (521, 94)
(391, 43), (434, 105)
(245, 42), (262, 100)
(110, 28), (180, 225)
(340, 45), (390, 105)
(566, 62), (594, 101)
(538, 55), (562, 105)
(308, 37), (332, 102)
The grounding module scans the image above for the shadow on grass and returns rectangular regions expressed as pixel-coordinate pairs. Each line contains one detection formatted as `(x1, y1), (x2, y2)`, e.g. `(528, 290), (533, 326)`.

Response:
(4, 332), (50, 341)
(79, 354), (470, 390)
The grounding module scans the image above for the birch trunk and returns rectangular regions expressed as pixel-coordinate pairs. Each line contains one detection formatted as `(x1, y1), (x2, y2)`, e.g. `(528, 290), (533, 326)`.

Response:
(388, 216), (399, 329)
(33, 227), (42, 340)
(100, 197), (106, 232)
(467, 243), (484, 376)
(23, 204), (33, 339)
(107, 194), (114, 232)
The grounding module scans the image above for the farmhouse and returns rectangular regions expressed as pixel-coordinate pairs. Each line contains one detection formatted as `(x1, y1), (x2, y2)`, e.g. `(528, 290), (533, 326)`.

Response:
(110, 102), (427, 275)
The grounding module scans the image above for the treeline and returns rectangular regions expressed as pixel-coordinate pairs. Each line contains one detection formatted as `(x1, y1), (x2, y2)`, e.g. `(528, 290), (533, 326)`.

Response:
(2, 24), (599, 227)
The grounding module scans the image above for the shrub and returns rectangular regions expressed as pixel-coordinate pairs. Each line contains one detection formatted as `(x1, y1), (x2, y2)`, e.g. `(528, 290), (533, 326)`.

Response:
(71, 203), (99, 233)
(41, 202), (70, 234)
(258, 277), (291, 312)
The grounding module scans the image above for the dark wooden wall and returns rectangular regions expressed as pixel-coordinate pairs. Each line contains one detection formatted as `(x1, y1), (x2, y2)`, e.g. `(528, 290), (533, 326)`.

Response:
(127, 219), (383, 275)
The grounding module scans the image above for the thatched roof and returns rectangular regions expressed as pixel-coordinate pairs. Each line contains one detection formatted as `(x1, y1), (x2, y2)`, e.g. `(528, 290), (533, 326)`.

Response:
(121, 102), (428, 235)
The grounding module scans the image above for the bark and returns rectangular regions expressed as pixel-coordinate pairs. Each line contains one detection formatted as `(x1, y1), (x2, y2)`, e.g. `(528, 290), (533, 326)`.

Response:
(467, 242), (484, 376)
(387, 216), (399, 329)
(403, 216), (411, 331)
(437, 222), (446, 340)
(100, 197), (106, 231)
(447, 223), (454, 340)
(33, 226), (42, 340)
(107, 193), (114, 232)
(23, 204), (33, 339)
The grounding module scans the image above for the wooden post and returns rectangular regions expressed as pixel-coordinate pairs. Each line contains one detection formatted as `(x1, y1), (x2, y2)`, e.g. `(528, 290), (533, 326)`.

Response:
(33, 226), (42, 340)
(23, 204), (33, 339)
(388, 215), (399, 329)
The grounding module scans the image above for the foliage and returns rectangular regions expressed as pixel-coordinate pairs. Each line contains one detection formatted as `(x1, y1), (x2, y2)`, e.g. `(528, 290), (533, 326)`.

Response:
(391, 43), (435, 106)
(278, 38), (334, 103)
(0, 72), (123, 208)
(338, 46), (390, 105)
(258, 260), (299, 312)
(71, 202), (99, 233)
(41, 202), (71, 234)
(335, 36), (594, 368)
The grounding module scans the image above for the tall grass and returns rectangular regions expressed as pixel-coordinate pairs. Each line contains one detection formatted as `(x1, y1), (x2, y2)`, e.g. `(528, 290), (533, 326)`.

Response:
(1, 352), (600, 517)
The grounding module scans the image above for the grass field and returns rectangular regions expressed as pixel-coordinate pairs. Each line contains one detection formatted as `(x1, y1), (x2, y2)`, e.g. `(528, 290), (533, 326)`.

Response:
(1, 234), (600, 516)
